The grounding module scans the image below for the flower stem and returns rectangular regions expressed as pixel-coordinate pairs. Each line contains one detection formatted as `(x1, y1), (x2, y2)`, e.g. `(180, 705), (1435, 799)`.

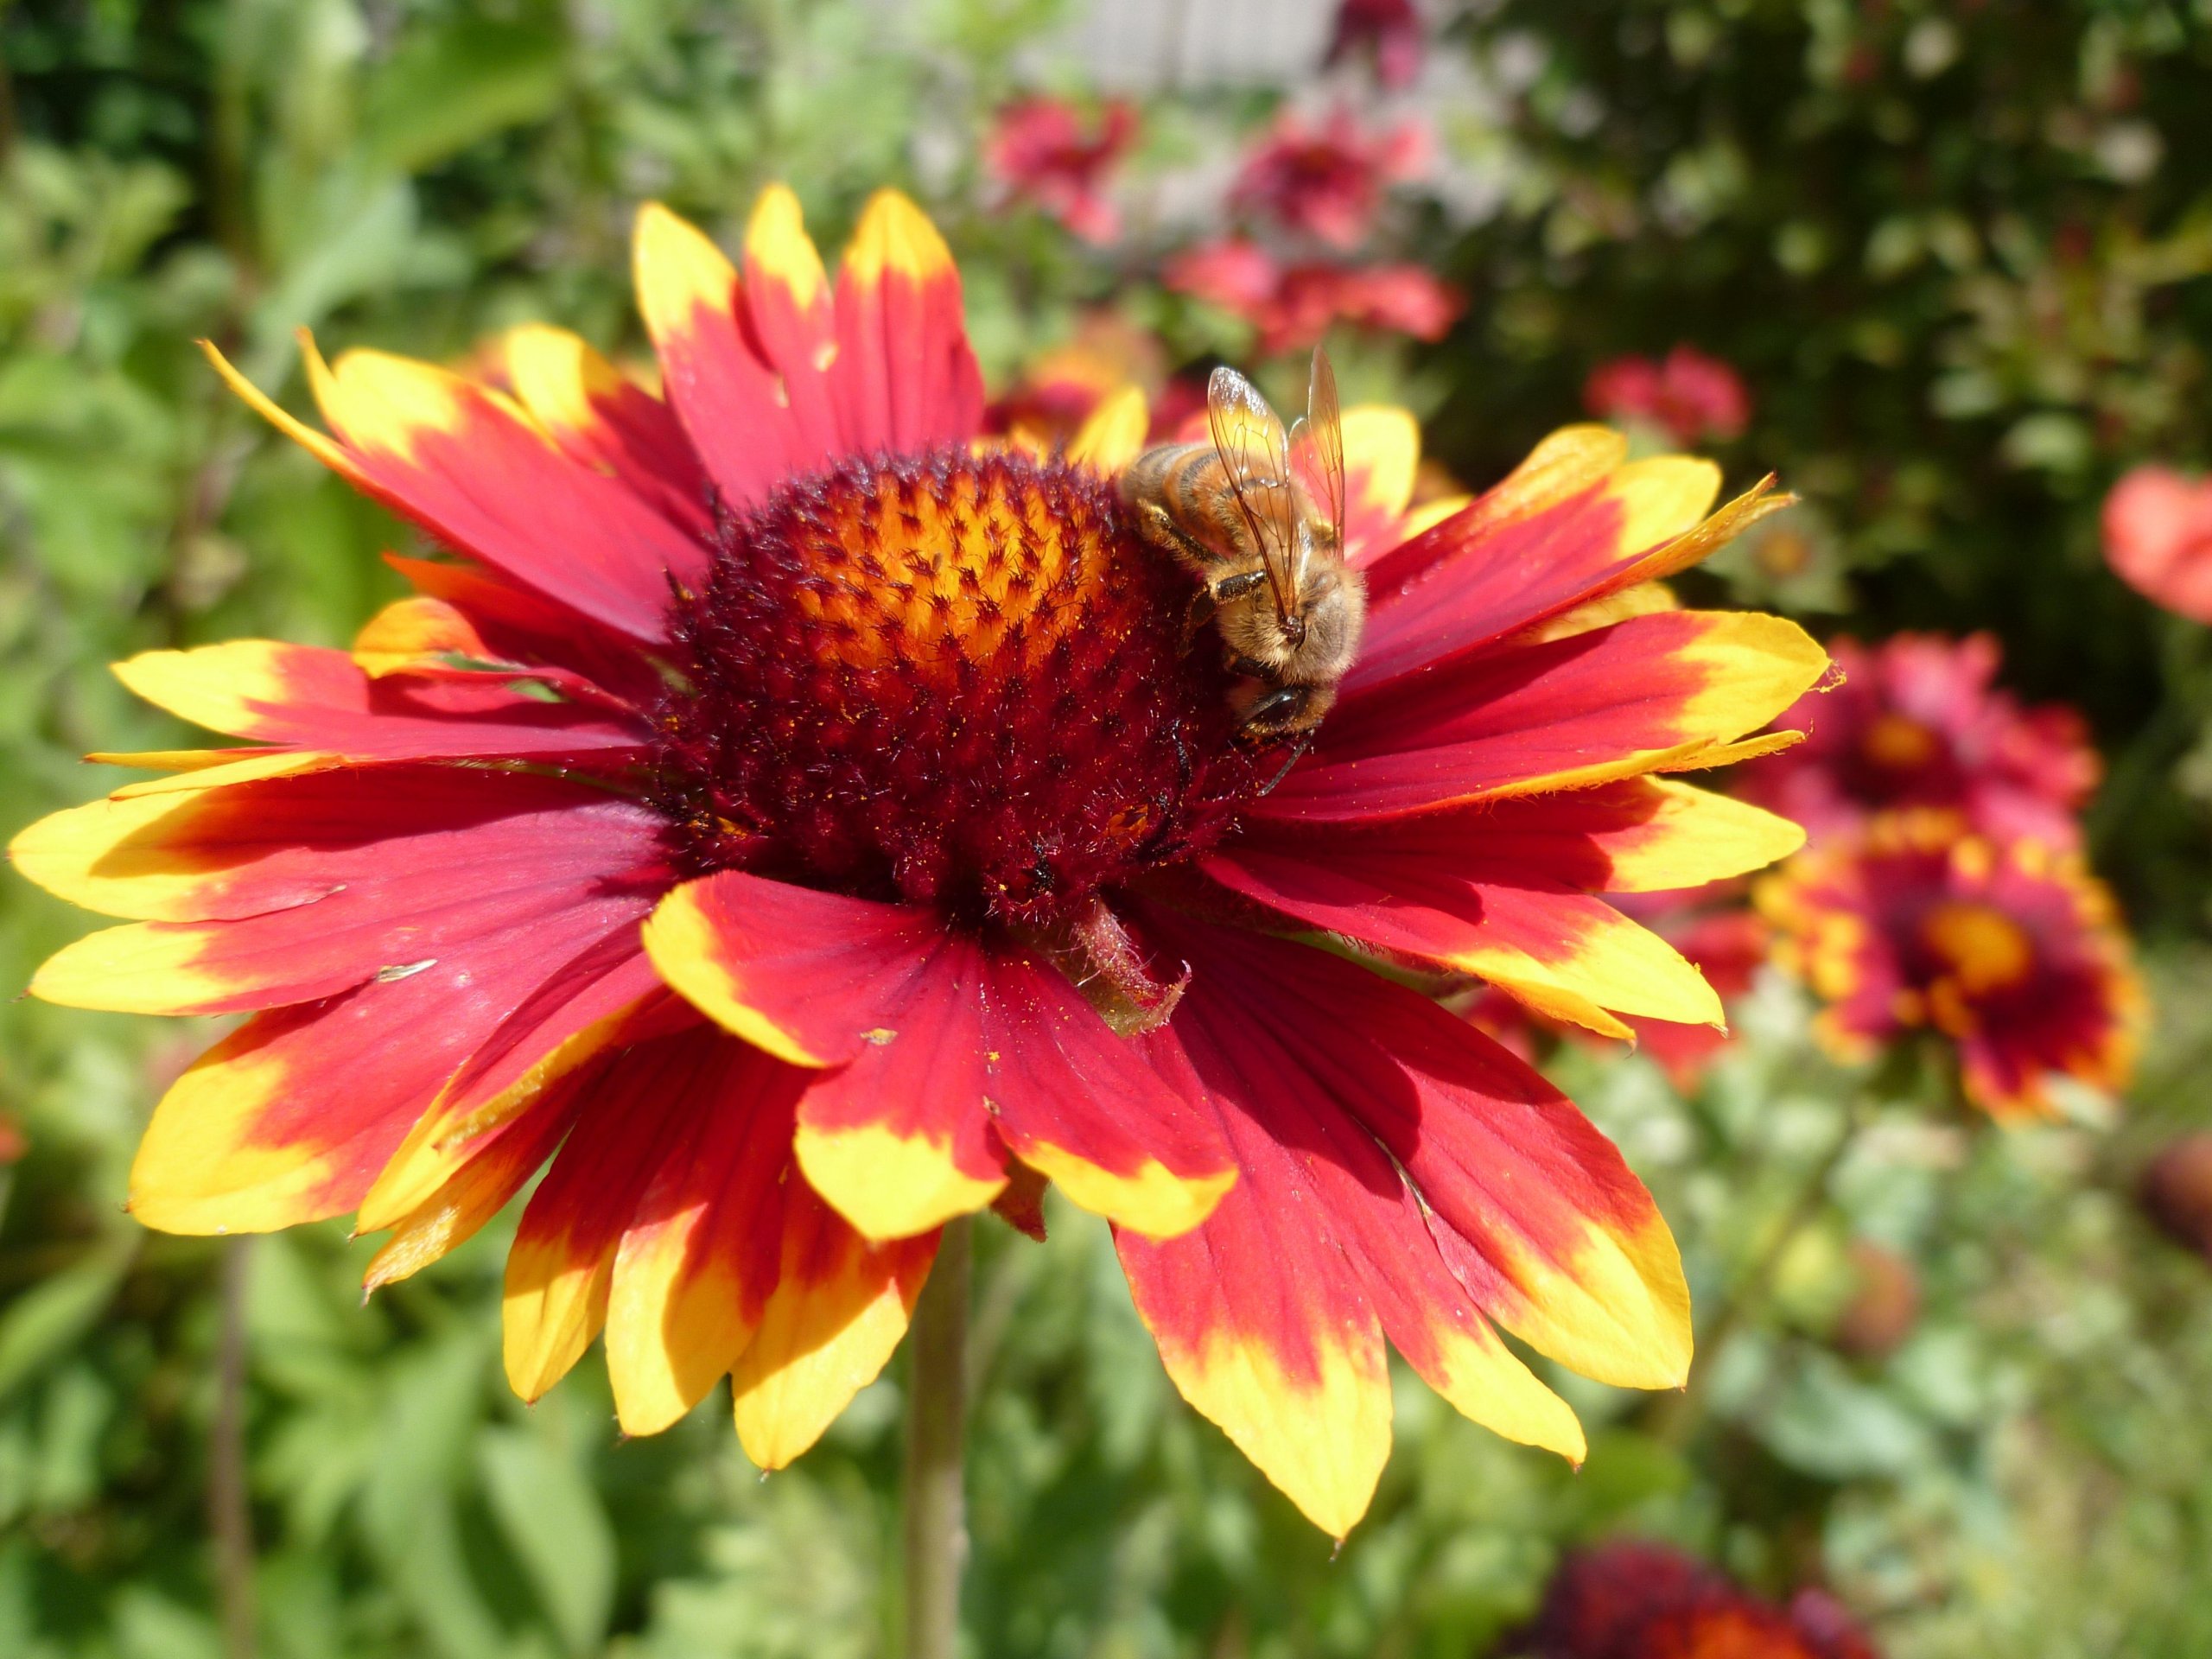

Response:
(211, 1236), (257, 1659)
(902, 1214), (971, 1659)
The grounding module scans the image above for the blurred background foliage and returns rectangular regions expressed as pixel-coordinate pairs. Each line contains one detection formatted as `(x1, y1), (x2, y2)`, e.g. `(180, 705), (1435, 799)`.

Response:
(3, 0), (2212, 1655)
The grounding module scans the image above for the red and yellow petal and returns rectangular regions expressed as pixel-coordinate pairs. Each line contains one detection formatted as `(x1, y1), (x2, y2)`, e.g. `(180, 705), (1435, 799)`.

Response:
(604, 1038), (806, 1433)
(494, 323), (715, 537)
(1267, 610), (1828, 824)
(353, 957), (677, 1233)
(644, 871), (1231, 1241)
(502, 1039), (704, 1402)
(1065, 385), (1149, 476)
(1357, 423), (1783, 687)
(1155, 915), (1691, 1391)
(477, 1017), (935, 1460)
(1118, 923), (1605, 1536)
(16, 758), (652, 927)
(209, 338), (705, 643)
(363, 1070), (586, 1293)
(1116, 1124), (1394, 1538)
(634, 200), (804, 512)
(28, 777), (666, 1018)
(728, 1198), (935, 1470)
(125, 938), (595, 1235)
(108, 640), (645, 765)
(739, 184), (844, 471)
(1211, 779), (1800, 1035)
(829, 189), (986, 454)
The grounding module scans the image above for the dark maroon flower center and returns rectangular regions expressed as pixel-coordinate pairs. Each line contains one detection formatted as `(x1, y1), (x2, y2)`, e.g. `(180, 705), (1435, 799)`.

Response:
(651, 447), (1268, 926)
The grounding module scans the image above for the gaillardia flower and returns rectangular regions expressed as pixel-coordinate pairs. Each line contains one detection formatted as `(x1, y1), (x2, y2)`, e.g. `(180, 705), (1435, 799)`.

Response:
(1228, 105), (1428, 251)
(983, 95), (1139, 245)
(1758, 813), (2141, 1120)
(1515, 1540), (1881, 1659)
(1738, 632), (2097, 849)
(2104, 462), (2212, 625)
(12, 185), (1826, 1536)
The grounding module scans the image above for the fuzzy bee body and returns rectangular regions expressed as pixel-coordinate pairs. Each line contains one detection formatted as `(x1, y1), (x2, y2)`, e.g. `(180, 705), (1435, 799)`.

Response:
(1121, 350), (1362, 738)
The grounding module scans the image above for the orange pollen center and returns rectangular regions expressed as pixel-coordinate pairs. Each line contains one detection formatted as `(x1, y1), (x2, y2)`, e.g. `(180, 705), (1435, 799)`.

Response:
(651, 447), (1266, 925)
(1919, 900), (2035, 995)
(1860, 711), (1941, 770)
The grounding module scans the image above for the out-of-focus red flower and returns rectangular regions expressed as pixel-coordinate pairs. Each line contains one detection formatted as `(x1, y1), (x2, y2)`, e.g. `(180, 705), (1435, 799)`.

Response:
(0, 1109), (26, 1166)
(984, 311), (1168, 449)
(2140, 1131), (2212, 1262)
(1166, 238), (1461, 353)
(1271, 261), (1460, 351)
(2103, 464), (2212, 624)
(1325, 0), (1426, 90)
(1739, 632), (2098, 850)
(1829, 1238), (1921, 1362)
(1585, 346), (1752, 445)
(1516, 1540), (1881, 1659)
(1229, 106), (1429, 250)
(985, 95), (1139, 244)
(1759, 813), (2142, 1121)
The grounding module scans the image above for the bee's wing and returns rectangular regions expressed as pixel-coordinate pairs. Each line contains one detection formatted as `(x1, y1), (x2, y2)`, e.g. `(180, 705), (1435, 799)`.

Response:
(1206, 365), (1300, 620)
(1290, 346), (1346, 586)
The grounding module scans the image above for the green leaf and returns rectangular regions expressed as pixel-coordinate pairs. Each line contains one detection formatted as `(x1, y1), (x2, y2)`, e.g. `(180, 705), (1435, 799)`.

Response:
(359, 16), (569, 178)
(478, 1426), (616, 1656)
(0, 1235), (137, 1405)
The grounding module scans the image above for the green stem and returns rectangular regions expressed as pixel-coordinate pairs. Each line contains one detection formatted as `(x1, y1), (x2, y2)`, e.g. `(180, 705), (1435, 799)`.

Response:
(902, 1215), (971, 1659)
(211, 1237), (257, 1659)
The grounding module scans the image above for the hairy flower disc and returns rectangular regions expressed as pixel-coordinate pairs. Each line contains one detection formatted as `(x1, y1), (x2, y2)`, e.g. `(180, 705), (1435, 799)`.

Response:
(652, 447), (1260, 925)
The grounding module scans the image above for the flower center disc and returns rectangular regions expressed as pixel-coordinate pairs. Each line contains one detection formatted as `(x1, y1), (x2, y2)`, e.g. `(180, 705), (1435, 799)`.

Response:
(653, 447), (1266, 924)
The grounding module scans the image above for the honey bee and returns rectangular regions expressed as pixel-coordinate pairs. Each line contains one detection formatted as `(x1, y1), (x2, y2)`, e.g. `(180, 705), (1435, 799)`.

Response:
(1122, 347), (1363, 738)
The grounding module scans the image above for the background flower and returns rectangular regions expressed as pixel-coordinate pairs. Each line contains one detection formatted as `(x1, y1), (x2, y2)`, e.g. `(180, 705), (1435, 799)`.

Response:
(1585, 347), (1753, 446)
(1740, 632), (2099, 849)
(1325, 0), (1426, 91)
(2103, 464), (2212, 624)
(985, 95), (1138, 244)
(1759, 813), (2140, 1118)
(1228, 106), (1428, 250)
(1515, 1540), (1881, 1659)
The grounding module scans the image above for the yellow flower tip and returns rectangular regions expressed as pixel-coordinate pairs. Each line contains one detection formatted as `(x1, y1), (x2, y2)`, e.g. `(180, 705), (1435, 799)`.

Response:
(198, 336), (357, 480)
(633, 201), (740, 342)
(1065, 383), (1150, 476)
(1021, 1146), (1235, 1240)
(1605, 454), (1724, 554)
(791, 1121), (1005, 1243)
(638, 887), (827, 1069)
(744, 182), (830, 309)
(846, 188), (955, 285)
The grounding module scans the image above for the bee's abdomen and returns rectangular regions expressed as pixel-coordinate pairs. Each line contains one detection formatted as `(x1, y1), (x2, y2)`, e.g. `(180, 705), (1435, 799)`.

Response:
(1120, 442), (1205, 503)
(1123, 443), (1233, 565)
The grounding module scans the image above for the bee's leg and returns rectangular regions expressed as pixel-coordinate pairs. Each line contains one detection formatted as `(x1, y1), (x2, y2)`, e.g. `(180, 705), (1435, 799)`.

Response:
(1211, 570), (1270, 601)
(1180, 586), (1217, 651)
(1224, 652), (1273, 681)
(1256, 734), (1313, 797)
